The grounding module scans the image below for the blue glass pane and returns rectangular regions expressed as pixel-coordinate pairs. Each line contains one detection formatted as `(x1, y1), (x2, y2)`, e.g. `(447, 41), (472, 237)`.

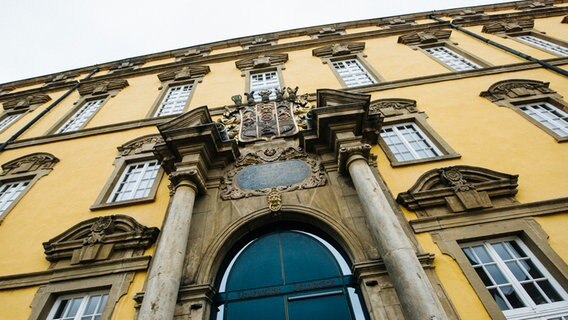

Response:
(225, 296), (286, 320)
(226, 233), (283, 291)
(281, 232), (343, 284)
(288, 290), (352, 320)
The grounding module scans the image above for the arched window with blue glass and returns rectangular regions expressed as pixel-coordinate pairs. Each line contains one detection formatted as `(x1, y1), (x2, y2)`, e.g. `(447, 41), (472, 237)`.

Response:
(213, 229), (367, 320)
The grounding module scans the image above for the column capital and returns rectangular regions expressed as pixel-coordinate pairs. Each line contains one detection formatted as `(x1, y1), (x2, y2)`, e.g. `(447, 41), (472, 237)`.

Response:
(168, 169), (206, 195)
(338, 143), (372, 174)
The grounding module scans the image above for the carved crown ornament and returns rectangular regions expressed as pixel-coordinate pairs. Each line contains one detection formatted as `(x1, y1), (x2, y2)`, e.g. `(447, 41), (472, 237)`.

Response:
(398, 30), (452, 45)
(312, 42), (366, 57)
(2, 94), (51, 111)
(157, 65), (211, 82)
(173, 47), (211, 61)
(107, 59), (145, 72)
(378, 17), (415, 28)
(219, 147), (326, 200)
(1, 152), (59, 176)
(516, 1), (554, 10)
(369, 98), (418, 117)
(117, 134), (164, 157)
(45, 72), (78, 85)
(240, 35), (277, 48)
(563, 16), (568, 24)
(397, 165), (519, 214)
(479, 79), (555, 102)
(78, 79), (129, 96)
(235, 53), (289, 70)
(42, 215), (159, 265)
(307, 26), (346, 38)
(217, 86), (314, 143)
(482, 19), (534, 34)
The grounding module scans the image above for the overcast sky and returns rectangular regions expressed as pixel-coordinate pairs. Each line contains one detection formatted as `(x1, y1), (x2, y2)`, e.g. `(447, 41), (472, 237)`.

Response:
(0, 0), (513, 84)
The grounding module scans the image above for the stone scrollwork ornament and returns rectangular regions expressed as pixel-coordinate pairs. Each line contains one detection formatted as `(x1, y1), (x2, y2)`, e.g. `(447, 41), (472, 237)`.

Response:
(217, 86), (314, 143)
(267, 190), (282, 212)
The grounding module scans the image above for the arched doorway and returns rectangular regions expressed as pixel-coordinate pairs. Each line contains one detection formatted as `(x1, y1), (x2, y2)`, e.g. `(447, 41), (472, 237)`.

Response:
(213, 230), (366, 320)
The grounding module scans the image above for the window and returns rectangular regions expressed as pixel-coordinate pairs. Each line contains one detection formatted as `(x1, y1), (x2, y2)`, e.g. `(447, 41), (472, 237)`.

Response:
(331, 58), (377, 87)
(107, 160), (160, 203)
(380, 123), (442, 162)
(55, 99), (104, 133)
(0, 153), (58, 222)
(423, 46), (482, 71)
(372, 98), (460, 166)
(91, 135), (164, 210)
(154, 83), (193, 117)
(461, 237), (568, 319)
(480, 79), (568, 142)
(516, 35), (568, 57)
(0, 113), (21, 132)
(519, 102), (568, 138)
(48, 292), (108, 320)
(0, 179), (31, 215)
(250, 70), (280, 101)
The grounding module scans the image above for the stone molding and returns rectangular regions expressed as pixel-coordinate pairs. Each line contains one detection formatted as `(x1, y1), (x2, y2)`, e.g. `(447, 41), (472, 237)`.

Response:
(397, 165), (519, 214)
(239, 35), (278, 49)
(174, 47), (211, 61)
(1, 152), (59, 176)
(337, 144), (372, 174)
(77, 79), (129, 96)
(117, 134), (164, 157)
(562, 15), (568, 23)
(398, 29), (452, 45)
(479, 79), (555, 102)
(44, 72), (78, 87)
(307, 26), (346, 39)
(154, 106), (240, 195)
(168, 169), (206, 194)
(1, 94), (51, 111)
(235, 53), (289, 70)
(157, 65), (211, 82)
(450, 8), (487, 23)
(107, 59), (145, 73)
(378, 17), (416, 28)
(219, 147), (326, 200)
(369, 98), (417, 117)
(516, 0), (554, 10)
(42, 215), (159, 264)
(481, 18), (534, 33)
(312, 42), (366, 57)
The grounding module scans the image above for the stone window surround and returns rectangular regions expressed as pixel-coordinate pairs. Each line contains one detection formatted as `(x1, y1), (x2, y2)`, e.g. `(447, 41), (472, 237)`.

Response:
(0, 153), (58, 223)
(482, 86), (568, 143)
(376, 105), (460, 167)
(28, 273), (134, 320)
(242, 66), (286, 98)
(146, 78), (202, 119)
(431, 218), (568, 320)
(0, 94), (51, 134)
(313, 43), (384, 88)
(414, 41), (492, 72)
(90, 135), (164, 210)
(505, 30), (568, 57)
(46, 94), (114, 135)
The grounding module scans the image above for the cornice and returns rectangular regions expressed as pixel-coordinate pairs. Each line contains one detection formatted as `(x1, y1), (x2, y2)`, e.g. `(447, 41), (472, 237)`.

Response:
(4, 1), (568, 90)
(410, 197), (568, 233)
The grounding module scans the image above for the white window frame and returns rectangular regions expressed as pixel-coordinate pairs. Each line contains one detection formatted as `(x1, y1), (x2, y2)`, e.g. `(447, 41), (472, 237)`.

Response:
(154, 83), (194, 117)
(0, 179), (31, 216)
(461, 237), (568, 320)
(0, 113), (22, 132)
(331, 58), (377, 87)
(519, 102), (568, 138)
(380, 122), (443, 162)
(249, 70), (280, 101)
(107, 159), (160, 203)
(47, 291), (109, 320)
(516, 35), (568, 57)
(55, 98), (104, 134)
(423, 45), (482, 71)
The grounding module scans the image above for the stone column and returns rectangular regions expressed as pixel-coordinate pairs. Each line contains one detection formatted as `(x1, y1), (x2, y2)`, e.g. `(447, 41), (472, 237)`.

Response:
(339, 145), (448, 320)
(138, 171), (198, 320)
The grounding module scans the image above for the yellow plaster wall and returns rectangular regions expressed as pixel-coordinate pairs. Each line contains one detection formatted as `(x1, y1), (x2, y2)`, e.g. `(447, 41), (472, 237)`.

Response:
(284, 50), (342, 92)
(278, 35), (311, 44)
(373, 68), (568, 204)
(344, 26), (379, 34)
(456, 26), (525, 65)
(365, 36), (449, 81)
(143, 57), (176, 67)
(0, 287), (36, 319)
(535, 214), (568, 261)
(111, 272), (147, 319)
(210, 46), (241, 55)
(534, 16), (568, 42)
(0, 127), (168, 275)
(190, 61), (243, 109)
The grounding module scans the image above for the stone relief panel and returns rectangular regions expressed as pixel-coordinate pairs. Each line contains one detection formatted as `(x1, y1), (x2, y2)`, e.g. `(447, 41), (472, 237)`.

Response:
(220, 147), (326, 200)
(217, 86), (314, 142)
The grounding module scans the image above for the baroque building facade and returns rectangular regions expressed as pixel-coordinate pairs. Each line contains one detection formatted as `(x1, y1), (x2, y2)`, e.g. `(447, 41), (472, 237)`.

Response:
(0, 1), (567, 319)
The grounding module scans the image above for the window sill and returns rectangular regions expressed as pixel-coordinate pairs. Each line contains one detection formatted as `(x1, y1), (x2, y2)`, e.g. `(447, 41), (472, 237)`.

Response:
(90, 197), (155, 211)
(389, 153), (461, 167)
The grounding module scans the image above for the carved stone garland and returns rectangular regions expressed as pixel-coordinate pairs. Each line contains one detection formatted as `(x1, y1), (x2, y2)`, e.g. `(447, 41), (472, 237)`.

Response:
(217, 86), (314, 142)
(220, 147), (326, 200)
